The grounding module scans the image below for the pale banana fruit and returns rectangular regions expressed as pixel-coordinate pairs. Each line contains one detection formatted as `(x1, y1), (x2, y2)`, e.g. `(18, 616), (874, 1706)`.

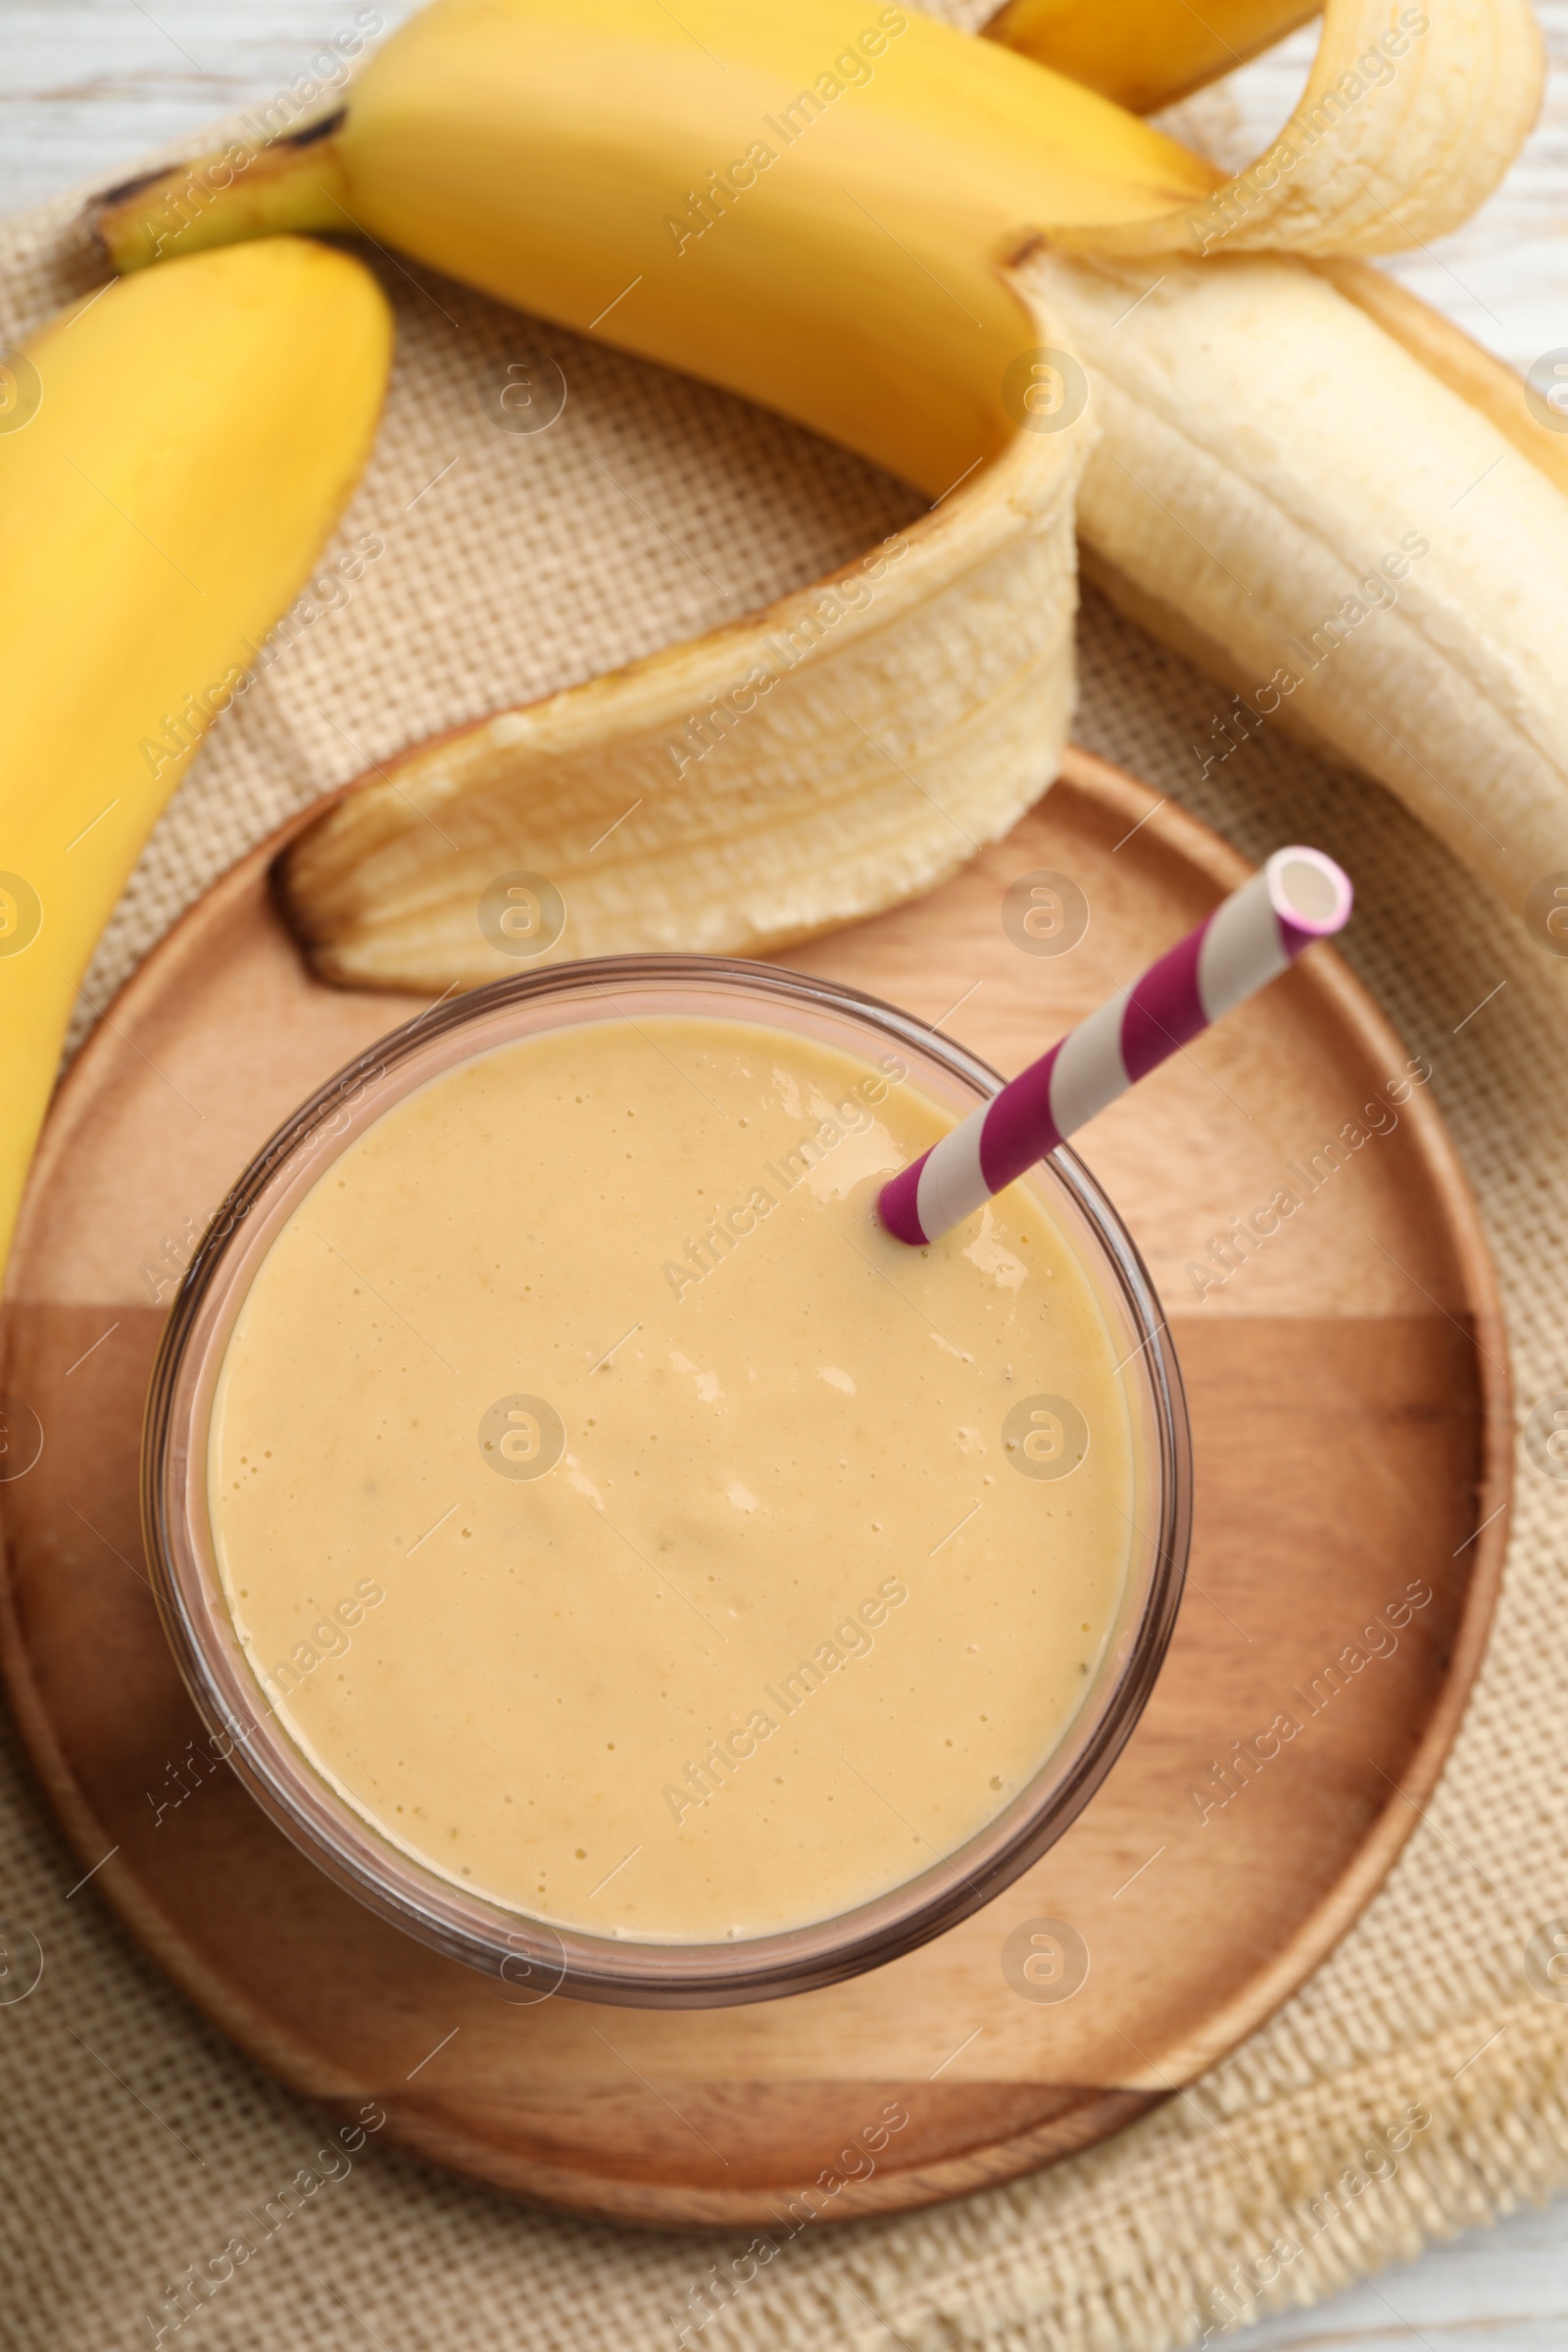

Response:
(281, 424), (1084, 989)
(1315, 254), (1568, 505)
(1025, 246), (1568, 924)
(0, 239), (392, 1274)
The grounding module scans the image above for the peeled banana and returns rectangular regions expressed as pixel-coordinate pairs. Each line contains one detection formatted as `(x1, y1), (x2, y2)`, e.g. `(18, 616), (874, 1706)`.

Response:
(87, 0), (1558, 982)
(97, 0), (1146, 988)
(1312, 254), (1568, 504)
(1028, 246), (1568, 923)
(0, 238), (392, 1273)
(94, 0), (1219, 498)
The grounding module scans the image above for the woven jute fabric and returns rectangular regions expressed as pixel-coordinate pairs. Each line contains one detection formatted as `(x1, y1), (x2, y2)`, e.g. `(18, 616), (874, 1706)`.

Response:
(5, 42), (1568, 2352)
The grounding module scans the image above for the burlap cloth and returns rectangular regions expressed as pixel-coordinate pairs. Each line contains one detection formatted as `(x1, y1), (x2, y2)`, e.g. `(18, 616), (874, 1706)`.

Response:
(5, 25), (1568, 2351)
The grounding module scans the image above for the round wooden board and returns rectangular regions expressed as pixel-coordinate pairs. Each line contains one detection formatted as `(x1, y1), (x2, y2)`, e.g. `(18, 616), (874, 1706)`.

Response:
(0, 748), (1509, 2230)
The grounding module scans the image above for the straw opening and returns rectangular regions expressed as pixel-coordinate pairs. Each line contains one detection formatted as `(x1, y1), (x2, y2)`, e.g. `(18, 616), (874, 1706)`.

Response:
(1268, 847), (1352, 935)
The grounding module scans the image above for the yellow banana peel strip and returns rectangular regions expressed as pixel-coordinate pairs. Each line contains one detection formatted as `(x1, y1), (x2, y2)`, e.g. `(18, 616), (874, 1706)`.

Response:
(1003, 0), (1544, 256)
(91, 0), (1172, 994)
(94, 0), (1217, 499)
(982, 0), (1322, 118)
(281, 425), (1085, 988)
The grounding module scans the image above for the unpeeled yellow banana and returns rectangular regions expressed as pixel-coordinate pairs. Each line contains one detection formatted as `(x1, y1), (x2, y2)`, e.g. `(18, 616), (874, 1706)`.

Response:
(0, 238), (392, 1274)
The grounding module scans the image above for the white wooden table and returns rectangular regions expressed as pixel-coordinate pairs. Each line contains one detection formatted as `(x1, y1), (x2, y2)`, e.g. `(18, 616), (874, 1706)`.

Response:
(4, 4), (1565, 2343)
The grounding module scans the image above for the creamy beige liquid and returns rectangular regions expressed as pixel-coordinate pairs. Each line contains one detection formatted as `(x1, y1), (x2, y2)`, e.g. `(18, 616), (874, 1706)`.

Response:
(210, 1017), (1135, 1941)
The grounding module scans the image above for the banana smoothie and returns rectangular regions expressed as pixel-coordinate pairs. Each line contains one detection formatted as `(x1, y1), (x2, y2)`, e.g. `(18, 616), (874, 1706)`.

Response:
(208, 1015), (1135, 1942)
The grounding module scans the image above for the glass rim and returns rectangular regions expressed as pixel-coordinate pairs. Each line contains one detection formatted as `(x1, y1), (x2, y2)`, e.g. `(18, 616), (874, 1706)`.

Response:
(142, 952), (1192, 2008)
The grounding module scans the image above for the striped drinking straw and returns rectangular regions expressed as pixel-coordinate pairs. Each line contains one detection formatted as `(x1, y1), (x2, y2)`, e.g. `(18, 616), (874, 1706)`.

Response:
(878, 846), (1353, 1249)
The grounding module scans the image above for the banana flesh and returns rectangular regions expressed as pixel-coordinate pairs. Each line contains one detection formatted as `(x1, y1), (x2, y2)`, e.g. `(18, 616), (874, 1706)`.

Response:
(1027, 247), (1568, 918)
(0, 239), (391, 1273)
(1316, 256), (1568, 504)
(280, 424), (1085, 988)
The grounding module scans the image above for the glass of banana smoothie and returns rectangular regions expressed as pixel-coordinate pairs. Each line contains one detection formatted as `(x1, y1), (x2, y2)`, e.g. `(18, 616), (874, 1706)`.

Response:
(144, 957), (1190, 2006)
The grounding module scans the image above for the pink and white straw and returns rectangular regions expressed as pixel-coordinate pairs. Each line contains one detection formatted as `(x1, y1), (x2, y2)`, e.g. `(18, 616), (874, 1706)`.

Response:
(879, 846), (1353, 1248)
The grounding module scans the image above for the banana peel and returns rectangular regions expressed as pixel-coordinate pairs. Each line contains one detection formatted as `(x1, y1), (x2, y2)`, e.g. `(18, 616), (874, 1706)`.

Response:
(93, 0), (1181, 994)
(982, 0), (1322, 117)
(1002, 0), (1544, 254)
(93, 0), (1219, 501)
(281, 423), (1085, 988)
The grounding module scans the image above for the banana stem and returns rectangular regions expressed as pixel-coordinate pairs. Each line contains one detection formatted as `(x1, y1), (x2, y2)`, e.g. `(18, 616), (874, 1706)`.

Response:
(94, 121), (351, 272)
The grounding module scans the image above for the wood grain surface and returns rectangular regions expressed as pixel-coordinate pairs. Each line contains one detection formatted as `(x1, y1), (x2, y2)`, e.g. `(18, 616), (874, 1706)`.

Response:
(0, 749), (1510, 2229)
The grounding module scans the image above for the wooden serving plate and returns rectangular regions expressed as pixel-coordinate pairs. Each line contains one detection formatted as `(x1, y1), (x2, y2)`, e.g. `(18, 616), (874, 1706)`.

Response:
(0, 748), (1508, 2230)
